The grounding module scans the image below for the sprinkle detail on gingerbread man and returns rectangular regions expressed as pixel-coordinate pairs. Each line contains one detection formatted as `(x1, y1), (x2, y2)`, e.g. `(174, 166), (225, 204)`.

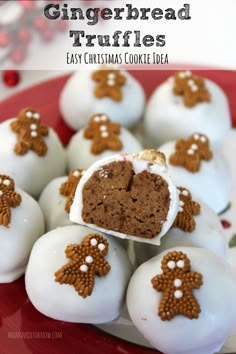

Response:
(151, 251), (203, 321)
(169, 133), (213, 172)
(55, 233), (111, 298)
(172, 187), (201, 232)
(84, 114), (123, 155)
(173, 71), (211, 107)
(10, 108), (49, 156)
(92, 67), (126, 101)
(0, 175), (21, 228)
(60, 169), (85, 213)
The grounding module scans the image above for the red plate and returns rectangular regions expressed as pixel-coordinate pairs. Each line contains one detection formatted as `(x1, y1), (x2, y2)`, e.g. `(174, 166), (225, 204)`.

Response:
(0, 70), (235, 354)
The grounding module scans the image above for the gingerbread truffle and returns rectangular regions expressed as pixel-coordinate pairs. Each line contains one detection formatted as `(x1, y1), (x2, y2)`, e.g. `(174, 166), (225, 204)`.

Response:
(158, 133), (232, 213)
(67, 113), (143, 170)
(70, 149), (179, 245)
(0, 175), (44, 283)
(60, 66), (145, 130)
(0, 108), (66, 198)
(144, 71), (231, 149)
(127, 247), (236, 354)
(25, 225), (132, 323)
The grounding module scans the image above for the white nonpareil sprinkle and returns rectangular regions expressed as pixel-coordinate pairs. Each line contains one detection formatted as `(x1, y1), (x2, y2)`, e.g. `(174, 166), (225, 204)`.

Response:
(98, 243), (106, 251)
(100, 125), (107, 132)
(179, 200), (185, 206)
(94, 116), (101, 123)
(182, 190), (189, 196)
(174, 278), (182, 287)
(101, 131), (109, 138)
(108, 73), (115, 80)
(177, 260), (185, 268)
(31, 131), (38, 138)
(193, 133), (200, 140)
(167, 260), (175, 269)
(107, 79), (115, 86)
(30, 123), (37, 130)
(187, 149), (194, 155)
(174, 290), (183, 299)
(0, 191), (3, 196)
(191, 144), (198, 151)
(80, 264), (88, 272)
(188, 79), (195, 87)
(3, 179), (10, 186)
(90, 238), (98, 246)
(191, 84), (198, 92)
(85, 256), (93, 264)
(33, 112), (40, 119)
(200, 136), (206, 143)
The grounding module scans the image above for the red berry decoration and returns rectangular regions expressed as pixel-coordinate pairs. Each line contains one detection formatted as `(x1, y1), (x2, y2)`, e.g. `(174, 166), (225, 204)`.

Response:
(221, 220), (232, 229)
(2, 70), (21, 87)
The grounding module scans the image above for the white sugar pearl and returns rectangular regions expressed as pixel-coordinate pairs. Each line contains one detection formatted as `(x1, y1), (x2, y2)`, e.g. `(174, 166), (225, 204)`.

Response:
(182, 190), (189, 196)
(100, 125), (107, 132)
(191, 144), (198, 150)
(101, 115), (108, 121)
(30, 124), (37, 130)
(73, 171), (80, 177)
(187, 149), (194, 155)
(85, 256), (93, 264)
(0, 191), (3, 196)
(179, 200), (185, 206)
(167, 261), (175, 269)
(174, 278), (182, 287)
(178, 72), (186, 79)
(3, 179), (10, 186)
(94, 116), (101, 123)
(200, 136), (206, 143)
(31, 131), (38, 137)
(0, 179), (2, 183)
(33, 112), (40, 119)
(98, 243), (106, 251)
(191, 85), (198, 92)
(26, 111), (33, 118)
(193, 133), (200, 140)
(108, 73), (115, 80)
(188, 79), (195, 87)
(107, 79), (115, 86)
(177, 260), (185, 268)
(185, 70), (192, 77)
(101, 132), (109, 138)
(80, 264), (88, 272)
(90, 238), (98, 246)
(178, 206), (183, 212)
(174, 290), (183, 299)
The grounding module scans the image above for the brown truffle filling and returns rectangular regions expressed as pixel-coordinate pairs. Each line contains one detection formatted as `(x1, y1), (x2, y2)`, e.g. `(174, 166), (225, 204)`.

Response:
(82, 160), (170, 238)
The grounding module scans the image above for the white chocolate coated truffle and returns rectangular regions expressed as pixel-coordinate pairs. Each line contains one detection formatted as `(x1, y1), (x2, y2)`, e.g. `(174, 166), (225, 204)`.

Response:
(25, 225), (132, 323)
(67, 126), (143, 170)
(38, 176), (73, 231)
(134, 200), (229, 266)
(60, 69), (145, 130)
(0, 188), (44, 283)
(70, 151), (179, 245)
(159, 140), (231, 214)
(127, 247), (236, 354)
(144, 77), (231, 149)
(0, 118), (66, 198)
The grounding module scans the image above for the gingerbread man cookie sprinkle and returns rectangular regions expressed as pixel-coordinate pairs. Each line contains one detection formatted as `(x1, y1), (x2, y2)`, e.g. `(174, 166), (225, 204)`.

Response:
(83, 114), (123, 155)
(172, 187), (201, 232)
(55, 233), (111, 298)
(151, 251), (203, 321)
(92, 67), (126, 101)
(173, 71), (211, 108)
(10, 108), (49, 156)
(60, 169), (85, 213)
(0, 175), (21, 228)
(169, 133), (213, 172)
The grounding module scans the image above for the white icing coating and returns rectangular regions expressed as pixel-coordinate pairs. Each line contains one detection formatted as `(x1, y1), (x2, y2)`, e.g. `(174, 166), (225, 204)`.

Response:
(127, 247), (236, 354)
(0, 187), (44, 283)
(25, 225), (132, 323)
(70, 152), (179, 245)
(133, 200), (229, 266)
(144, 78), (231, 149)
(60, 68), (145, 130)
(158, 141), (232, 214)
(67, 126), (143, 170)
(38, 176), (74, 232)
(0, 119), (66, 198)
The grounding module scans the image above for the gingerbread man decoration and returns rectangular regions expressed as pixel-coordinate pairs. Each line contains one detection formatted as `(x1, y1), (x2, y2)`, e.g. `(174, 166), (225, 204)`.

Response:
(60, 169), (85, 213)
(55, 233), (111, 298)
(10, 108), (49, 156)
(151, 251), (203, 321)
(173, 71), (211, 107)
(173, 187), (201, 232)
(92, 66), (126, 101)
(169, 133), (213, 172)
(84, 114), (123, 155)
(0, 175), (21, 228)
